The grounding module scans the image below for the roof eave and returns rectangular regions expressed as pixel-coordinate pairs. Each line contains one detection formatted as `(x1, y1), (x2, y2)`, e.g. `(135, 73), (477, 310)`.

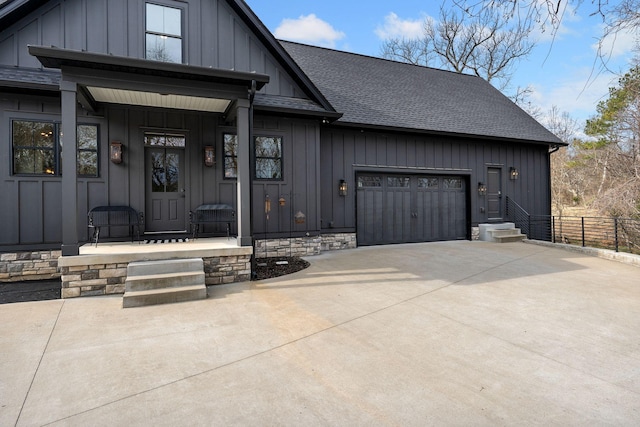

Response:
(225, 0), (338, 114)
(28, 45), (270, 89)
(331, 121), (567, 146)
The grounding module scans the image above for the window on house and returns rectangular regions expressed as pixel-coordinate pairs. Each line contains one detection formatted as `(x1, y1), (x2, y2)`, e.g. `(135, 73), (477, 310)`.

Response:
(223, 134), (238, 178)
(255, 136), (282, 180)
(77, 125), (99, 177)
(145, 3), (183, 63)
(12, 120), (99, 177)
(12, 120), (57, 175)
(223, 134), (283, 180)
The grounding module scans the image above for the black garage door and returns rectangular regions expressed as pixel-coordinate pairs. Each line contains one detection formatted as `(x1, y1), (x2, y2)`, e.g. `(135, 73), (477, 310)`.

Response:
(356, 174), (468, 246)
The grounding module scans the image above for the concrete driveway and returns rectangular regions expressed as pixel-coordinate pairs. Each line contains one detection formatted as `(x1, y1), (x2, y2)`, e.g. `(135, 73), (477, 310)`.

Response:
(2, 241), (639, 426)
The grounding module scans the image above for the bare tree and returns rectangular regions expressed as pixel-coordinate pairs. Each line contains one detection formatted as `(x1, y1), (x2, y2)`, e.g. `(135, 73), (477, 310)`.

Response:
(455, 1), (640, 56)
(381, 5), (534, 90)
(543, 107), (582, 214)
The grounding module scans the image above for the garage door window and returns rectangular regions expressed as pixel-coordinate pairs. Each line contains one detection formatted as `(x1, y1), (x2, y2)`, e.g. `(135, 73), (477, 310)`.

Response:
(387, 177), (410, 187)
(358, 176), (382, 187)
(418, 177), (439, 189)
(443, 178), (462, 189)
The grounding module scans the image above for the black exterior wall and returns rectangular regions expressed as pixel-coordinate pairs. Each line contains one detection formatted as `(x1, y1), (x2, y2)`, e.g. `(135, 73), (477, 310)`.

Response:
(0, 93), (322, 250)
(319, 127), (552, 236)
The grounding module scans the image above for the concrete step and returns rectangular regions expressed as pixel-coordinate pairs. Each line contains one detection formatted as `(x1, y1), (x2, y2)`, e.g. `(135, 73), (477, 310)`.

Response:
(489, 228), (523, 238)
(493, 234), (526, 243)
(125, 271), (205, 292)
(127, 258), (203, 277)
(123, 258), (206, 308)
(123, 285), (207, 308)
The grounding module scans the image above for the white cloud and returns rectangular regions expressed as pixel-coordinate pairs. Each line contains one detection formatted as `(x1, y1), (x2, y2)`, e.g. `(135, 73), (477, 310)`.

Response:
(375, 12), (426, 40)
(274, 14), (345, 48)
(527, 68), (618, 127)
(593, 25), (637, 60)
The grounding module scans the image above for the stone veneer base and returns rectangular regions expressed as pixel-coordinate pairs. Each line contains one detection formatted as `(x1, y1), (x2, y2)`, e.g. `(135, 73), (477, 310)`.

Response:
(3, 233), (358, 298)
(58, 246), (253, 299)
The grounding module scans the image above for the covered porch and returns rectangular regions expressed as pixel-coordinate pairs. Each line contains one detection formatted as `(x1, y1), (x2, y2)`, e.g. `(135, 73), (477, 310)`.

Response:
(58, 238), (252, 298)
(28, 45), (270, 257)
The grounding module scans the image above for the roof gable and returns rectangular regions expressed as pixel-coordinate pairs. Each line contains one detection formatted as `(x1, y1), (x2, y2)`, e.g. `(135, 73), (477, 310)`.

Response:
(281, 41), (562, 145)
(0, 0), (337, 117)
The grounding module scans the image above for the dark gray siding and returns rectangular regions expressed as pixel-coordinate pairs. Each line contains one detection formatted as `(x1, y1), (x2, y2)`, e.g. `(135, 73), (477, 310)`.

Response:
(0, 0), (305, 97)
(320, 128), (551, 234)
(0, 93), (108, 248)
(0, 95), (321, 249)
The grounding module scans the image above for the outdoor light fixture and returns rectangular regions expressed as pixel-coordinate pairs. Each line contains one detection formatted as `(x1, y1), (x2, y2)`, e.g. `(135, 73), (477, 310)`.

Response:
(278, 196), (286, 207)
(110, 141), (123, 164)
(339, 179), (348, 197)
(204, 146), (215, 167)
(510, 167), (519, 180)
(478, 182), (487, 196)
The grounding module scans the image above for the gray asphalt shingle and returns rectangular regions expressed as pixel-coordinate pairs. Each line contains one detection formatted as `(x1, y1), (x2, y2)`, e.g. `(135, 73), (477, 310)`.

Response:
(281, 40), (562, 145)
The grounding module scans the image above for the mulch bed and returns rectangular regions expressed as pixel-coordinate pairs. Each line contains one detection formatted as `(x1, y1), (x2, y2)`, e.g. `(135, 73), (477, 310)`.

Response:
(0, 279), (61, 304)
(254, 256), (310, 280)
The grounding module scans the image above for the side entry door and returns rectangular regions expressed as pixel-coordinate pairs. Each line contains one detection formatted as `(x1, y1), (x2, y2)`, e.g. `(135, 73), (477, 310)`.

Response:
(486, 167), (503, 221)
(144, 132), (186, 232)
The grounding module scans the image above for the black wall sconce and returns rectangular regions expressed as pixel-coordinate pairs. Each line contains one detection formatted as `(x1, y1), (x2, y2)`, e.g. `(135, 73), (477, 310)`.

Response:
(510, 167), (519, 180)
(478, 182), (487, 196)
(204, 146), (215, 167)
(110, 141), (123, 164)
(339, 179), (348, 196)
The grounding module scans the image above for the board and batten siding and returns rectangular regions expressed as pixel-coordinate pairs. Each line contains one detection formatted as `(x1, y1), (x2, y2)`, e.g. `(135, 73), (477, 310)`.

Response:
(0, 96), (322, 249)
(0, 0), (305, 98)
(320, 128), (551, 233)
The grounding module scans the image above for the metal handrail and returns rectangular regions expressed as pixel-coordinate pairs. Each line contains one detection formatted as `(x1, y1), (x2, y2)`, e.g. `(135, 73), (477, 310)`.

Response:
(505, 197), (640, 254)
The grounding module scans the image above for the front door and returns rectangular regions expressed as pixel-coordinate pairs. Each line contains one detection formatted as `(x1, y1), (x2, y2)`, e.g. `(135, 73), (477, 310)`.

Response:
(144, 132), (186, 232)
(486, 167), (503, 221)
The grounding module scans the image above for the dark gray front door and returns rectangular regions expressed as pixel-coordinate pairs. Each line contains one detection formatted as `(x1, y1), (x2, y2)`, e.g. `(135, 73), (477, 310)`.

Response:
(357, 174), (467, 246)
(145, 146), (186, 232)
(486, 167), (503, 220)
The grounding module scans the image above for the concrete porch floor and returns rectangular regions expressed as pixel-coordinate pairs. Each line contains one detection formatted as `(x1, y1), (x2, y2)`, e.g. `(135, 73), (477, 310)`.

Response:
(61, 237), (252, 266)
(3, 240), (640, 425)
(79, 236), (243, 256)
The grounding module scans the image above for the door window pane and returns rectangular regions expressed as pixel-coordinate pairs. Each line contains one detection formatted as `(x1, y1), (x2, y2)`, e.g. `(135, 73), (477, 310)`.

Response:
(165, 152), (179, 192)
(151, 151), (166, 192)
(144, 133), (186, 147)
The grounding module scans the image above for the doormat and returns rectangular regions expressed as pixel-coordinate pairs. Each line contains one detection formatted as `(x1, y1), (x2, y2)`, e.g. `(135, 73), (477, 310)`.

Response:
(143, 238), (189, 244)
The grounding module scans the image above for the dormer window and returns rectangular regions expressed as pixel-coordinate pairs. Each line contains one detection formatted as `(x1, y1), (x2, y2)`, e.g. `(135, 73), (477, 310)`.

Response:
(145, 3), (183, 63)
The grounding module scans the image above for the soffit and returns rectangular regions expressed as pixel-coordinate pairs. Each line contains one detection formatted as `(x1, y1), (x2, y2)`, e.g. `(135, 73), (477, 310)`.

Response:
(87, 87), (230, 113)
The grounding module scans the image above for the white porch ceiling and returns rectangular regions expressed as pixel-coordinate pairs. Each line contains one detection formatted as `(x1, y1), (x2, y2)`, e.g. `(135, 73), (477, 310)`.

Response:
(86, 86), (231, 112)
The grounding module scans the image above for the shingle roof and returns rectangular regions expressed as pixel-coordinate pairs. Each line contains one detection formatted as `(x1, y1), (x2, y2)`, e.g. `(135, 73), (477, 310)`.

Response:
(281, 41), (562, 145)
(0, 64), (59, 89)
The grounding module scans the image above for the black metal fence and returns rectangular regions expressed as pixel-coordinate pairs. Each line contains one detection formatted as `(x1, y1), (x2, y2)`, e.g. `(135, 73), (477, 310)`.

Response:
(506, 197), (640, 255)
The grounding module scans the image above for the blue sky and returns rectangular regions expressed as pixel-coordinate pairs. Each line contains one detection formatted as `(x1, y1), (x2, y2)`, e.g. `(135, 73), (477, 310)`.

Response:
(245, 0), (636, 132)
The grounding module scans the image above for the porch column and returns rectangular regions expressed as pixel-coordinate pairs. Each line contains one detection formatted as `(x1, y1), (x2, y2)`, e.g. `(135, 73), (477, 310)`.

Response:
(235, 98), (252, 247)
(60, 78), (79, 256)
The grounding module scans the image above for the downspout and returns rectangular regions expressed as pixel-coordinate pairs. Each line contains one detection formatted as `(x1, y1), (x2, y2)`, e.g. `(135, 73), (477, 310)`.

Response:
(248, 80), (257, 279)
